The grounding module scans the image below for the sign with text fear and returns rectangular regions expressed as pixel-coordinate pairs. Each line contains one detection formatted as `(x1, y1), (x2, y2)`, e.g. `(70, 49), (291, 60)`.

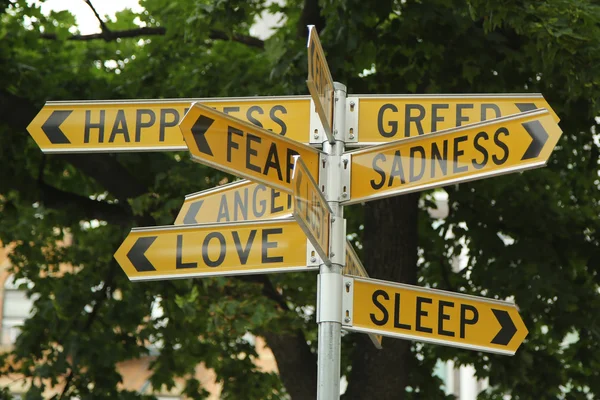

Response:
(180, 103), (322, 193)
(343, 109), (562, 204)
(307, 25), (335, 142)
(354, 93), (559, 145)
(292, 157), (332, 264)
(114, 218), (318, 281)
(27, 97), (312, 153)
(175, 180), (292, 225)
(342, 276), (528, 355)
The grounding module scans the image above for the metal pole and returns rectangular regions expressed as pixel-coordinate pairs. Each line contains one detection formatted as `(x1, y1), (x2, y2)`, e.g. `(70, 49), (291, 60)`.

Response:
(317, 82), (347, 400)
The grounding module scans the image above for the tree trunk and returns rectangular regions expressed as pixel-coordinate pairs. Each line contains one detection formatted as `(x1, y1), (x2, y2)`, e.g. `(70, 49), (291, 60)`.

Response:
(344, 193), (419, 399)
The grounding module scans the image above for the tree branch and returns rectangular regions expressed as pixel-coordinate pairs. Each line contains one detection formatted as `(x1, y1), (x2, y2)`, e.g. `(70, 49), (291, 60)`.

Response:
(208, 30), (264, 49)
(40, 27), (166, 42)
(38, 27), (264, 49)
(297, 0), (326, 38)
(38, 181), (133, 227)
(83, 0), (110, 35)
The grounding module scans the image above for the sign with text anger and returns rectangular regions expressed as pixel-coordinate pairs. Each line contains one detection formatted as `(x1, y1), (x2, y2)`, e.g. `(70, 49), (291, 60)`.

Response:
(27, 97), (312, 153)
(292, 157), (332, 263)
(354, 93), (559, 145)
(180, 103), (322, 193)
(343, 109), (562, 205)
(344, 241), (383, 349)
(175, 180), (292, 225)
(114, 218), (318, 281)
(307, 25), (335, 142)
(343, 276), (528, 355)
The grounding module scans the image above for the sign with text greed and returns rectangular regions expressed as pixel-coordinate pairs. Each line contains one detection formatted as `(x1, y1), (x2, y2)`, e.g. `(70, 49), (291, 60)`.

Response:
(355, 93), (559, 144)
(180, 103), (322, 193)
(292, 157), (332, 264)
(27, 97), (312, 153)
(175, 180), (292, 225)
(342, 276), (528, 355)
(307, 25), (335, 143)
(343, 108), (562, 204)
(114, 218), (318, 281)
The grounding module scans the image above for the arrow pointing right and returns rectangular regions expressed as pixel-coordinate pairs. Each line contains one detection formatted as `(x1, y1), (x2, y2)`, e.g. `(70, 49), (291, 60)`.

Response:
(490, 309), (518, 346)
(126, 236), (157, 272)
(521, 120), (549, 160)
(41, 110), (72, 144)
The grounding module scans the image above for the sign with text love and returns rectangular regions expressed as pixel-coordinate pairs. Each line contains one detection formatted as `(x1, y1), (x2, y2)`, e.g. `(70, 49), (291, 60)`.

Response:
(175, 180), (292, 225)
(114, 218), (318, 281)
(292, 157), (332, 264)
(344, 241), (383, 349)
(342, 276), (528, 355)
(342, 109), (562, 204)
(354, 93), (559, 145)
(307, 25), (335, 142)
(180, 103), (321, 193)
(27, 96), (312, 153)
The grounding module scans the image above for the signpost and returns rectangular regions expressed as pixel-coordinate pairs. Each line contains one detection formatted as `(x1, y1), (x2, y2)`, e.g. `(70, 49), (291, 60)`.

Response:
(26, 96), (313, 153)
(351, 93), (560, 145)
(25, 24), (563, 400)
(342, 108), (562, 205)
(114, 218), (318, 281)
(179, 102), (322, 193)
(292, 156), (332, 263)
(342, 276), (528, 355)
(174, 180), (292, 225)
(306, 25), (335, 143)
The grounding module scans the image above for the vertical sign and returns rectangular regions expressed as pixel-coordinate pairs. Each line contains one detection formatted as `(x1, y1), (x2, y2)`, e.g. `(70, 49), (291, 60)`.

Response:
(292, 156), (332, 264)
(344, 241), (383, 349)
(307, 25), (335, 143)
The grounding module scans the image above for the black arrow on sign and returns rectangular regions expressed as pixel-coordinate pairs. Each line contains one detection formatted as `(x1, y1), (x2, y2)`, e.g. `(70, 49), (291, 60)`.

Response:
(521, 120), (549, 160)
(42, 110), (72, 144)
(191, 115), (214, 156)
(127, 236), (157, 272)
(183, 200), (203, 224)
(490, 309), (517, 345)
(515, 103), (538, 113)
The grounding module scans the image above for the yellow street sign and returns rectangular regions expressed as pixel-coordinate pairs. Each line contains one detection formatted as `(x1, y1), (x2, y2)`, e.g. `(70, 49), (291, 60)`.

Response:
(343, 109), (562, 205)
(353, 94), (559, 145)
(344, 241), (383, 349)
(292, 157), (332, 263)
(307, 25), (335, 142)
(27, 97), (312, 153)
(175, 180), (292, 225)
(180, 103), (322, 193)
(343, 276), (528, 355)
(114, 218), (318, 281)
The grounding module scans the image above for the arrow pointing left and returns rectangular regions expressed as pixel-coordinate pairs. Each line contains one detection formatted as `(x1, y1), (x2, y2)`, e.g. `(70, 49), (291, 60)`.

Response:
(41, 110), (72, 144)
(126, 236), (157, 272)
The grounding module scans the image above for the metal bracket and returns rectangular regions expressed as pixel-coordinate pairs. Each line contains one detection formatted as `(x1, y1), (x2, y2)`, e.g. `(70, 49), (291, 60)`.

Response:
(318, 152), (329, 199)
(317, 272), (343, 323)
(345, 97), (359, 145)
(309, 99), (327, 145)
(339, 153), (351, 202)
(342, 276), (354, 326)
(306, 240), (323, 267)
